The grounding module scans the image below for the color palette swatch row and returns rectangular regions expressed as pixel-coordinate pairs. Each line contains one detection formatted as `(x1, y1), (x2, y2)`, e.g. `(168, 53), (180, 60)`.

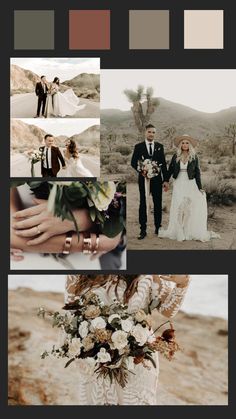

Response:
(14, 9), (224, 50)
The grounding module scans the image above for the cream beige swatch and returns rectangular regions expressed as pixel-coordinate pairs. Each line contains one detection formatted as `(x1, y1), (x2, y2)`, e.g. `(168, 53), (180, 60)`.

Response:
(184, 10), (224, 49)
(129, 10), (169, 49)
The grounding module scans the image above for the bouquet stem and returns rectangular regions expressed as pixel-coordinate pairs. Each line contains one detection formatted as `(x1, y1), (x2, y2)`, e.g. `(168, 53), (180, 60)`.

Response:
(31, 162), (35, 177)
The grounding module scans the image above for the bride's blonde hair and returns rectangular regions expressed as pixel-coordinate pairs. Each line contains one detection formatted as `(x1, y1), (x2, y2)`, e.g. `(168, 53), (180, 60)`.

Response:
(67, 274), (140, 304)
(176, 141), (196, 162)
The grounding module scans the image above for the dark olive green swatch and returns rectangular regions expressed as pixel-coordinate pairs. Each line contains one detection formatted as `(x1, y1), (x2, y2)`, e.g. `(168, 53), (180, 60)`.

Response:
(129, 10), (170, 50)
(14, 10), (54, 50)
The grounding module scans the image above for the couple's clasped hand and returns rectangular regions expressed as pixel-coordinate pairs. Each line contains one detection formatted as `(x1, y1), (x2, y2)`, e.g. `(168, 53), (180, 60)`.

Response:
(12, 198), (92, 246)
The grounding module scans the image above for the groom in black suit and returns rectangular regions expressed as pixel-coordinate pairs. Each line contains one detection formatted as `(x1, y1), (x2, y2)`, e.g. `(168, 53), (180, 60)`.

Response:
(39, 134), (66, 177)
(35, 76), (48, 118)
(131, 124), (169, 240)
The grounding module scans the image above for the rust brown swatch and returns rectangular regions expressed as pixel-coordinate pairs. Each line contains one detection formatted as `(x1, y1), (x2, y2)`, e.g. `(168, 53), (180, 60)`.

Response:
(69, 10), (110, 50)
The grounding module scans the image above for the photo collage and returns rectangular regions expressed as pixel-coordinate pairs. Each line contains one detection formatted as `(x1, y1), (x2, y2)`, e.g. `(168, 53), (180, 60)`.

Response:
(6, 2), (235, 409)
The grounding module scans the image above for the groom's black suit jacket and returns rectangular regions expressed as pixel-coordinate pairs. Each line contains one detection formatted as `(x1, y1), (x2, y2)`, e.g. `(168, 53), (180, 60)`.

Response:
(35, 82), (48, 97)
(131, 141), (168, 187)
(39, 146), (65, 177)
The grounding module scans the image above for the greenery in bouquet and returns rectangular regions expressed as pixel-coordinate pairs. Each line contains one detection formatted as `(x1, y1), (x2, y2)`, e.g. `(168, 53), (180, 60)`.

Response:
(39, 292), (180, 388)
(10, 180), (126, 238)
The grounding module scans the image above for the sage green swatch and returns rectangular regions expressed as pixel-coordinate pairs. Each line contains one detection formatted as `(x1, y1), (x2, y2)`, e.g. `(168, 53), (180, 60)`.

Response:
(14, 10), (54, 50)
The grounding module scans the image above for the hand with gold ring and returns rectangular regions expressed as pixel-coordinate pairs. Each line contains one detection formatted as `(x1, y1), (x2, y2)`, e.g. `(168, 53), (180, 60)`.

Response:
(12, 199), (93, 246)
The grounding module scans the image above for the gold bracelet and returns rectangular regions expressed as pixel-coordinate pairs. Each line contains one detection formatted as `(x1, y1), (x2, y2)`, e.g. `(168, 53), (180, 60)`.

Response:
(83, 233), (92, 254)
(82, 233), (100, 254)
(62, 231), (73, 255)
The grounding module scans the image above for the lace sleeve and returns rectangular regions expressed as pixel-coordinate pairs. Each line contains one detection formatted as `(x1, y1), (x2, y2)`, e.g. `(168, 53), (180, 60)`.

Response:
(151, 276), (189, 318)
(65, 275), (79, 303)
(128, 275), (154, 313)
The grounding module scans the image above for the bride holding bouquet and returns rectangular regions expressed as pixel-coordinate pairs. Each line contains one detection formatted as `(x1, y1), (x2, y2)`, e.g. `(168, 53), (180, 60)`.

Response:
(41, 274), (190, 405)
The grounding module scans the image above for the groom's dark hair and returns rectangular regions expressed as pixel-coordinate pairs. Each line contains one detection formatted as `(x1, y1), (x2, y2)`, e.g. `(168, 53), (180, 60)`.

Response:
(41, 75), (46, 79)
(44, 134), (53, 140)
(145, 123), (155, 130)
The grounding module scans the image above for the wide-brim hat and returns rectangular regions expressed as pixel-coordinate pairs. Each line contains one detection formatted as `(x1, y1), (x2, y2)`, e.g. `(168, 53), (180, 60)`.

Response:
(174, 134), (198, 148)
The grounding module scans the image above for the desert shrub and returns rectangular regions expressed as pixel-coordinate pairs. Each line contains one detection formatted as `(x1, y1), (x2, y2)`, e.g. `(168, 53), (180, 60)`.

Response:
(114, 145), (131, 156)
(106, 161), (119, 174)
(204, 139), (231, 158)
(204, 177), (236, 206)
(125, 167), (138, 183)
(229, 157), (236, 173)
(109, 152), (126, 164)
(101, 153), (110, 166)
(200, 161), (208, 172)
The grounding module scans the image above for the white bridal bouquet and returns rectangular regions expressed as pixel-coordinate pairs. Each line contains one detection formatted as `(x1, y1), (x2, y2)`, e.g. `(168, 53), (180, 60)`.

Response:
(137, 158), (162, 179)
(24, 149), (44, 177)
(39, 292), (180, 388)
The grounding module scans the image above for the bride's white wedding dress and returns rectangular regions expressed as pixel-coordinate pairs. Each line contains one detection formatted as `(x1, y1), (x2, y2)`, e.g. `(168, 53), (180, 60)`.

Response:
(46, 84), (85, 117)
(65, 275), (188, 405)
(63, 155), (93, 177)
(159, 161), (220, 242)
(10, 184), (100, 270)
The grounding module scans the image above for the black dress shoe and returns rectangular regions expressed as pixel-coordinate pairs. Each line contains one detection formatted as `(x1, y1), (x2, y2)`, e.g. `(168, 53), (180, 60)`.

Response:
(138, 232), (147, 240)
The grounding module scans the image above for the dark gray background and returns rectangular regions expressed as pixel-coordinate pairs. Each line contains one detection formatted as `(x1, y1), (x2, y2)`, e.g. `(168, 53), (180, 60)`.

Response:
(1, 0), (235, 416)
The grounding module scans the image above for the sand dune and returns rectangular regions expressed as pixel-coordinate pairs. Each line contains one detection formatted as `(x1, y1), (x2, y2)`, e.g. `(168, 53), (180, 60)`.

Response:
(8, 288), (228, 406)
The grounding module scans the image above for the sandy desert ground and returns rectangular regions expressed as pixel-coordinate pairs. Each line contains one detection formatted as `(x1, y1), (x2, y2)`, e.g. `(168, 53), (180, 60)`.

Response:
(8, 288), (228, 406)
(11, 93), (100, 119)
(10, 152), (100, 177)
(127, 183), (236, 250)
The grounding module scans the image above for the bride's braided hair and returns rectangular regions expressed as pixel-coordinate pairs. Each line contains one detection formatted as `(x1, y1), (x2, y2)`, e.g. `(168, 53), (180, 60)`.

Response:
(69, 274), (140, 304)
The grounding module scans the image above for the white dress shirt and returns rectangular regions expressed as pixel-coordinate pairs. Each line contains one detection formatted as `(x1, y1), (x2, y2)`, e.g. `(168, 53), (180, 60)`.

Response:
(43, 146), (52, 168)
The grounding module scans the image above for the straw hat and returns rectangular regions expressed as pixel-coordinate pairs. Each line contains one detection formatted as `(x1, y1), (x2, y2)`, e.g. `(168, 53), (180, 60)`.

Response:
(174, 134), (198, 148)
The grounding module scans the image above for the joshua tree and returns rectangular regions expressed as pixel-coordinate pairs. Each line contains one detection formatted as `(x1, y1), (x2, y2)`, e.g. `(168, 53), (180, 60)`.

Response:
(225, 123), (236, 155)
(123, 85), (159, 139)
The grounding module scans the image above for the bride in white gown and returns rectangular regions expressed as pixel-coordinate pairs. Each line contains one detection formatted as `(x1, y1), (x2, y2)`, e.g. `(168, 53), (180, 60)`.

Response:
(159, 135), (220, 242)
(63, 139), (93, 177)
(64, 274), (190, 405)
(45, 77), (85, 118)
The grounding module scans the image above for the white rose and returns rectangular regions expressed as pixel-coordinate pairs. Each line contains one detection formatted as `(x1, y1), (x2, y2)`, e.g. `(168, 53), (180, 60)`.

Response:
(126, 356), (135, 371)
(78, 321), (89, 338)
(108, 314), (121, 324)
(111, 330), (128, 350)
(97, 348), (111, 363)
(147, 334), (156, 344)
(135, 310), (147, 323)
(121, 318), (134, 332)
(90, 317), (106, 331)
(131, 324), (150, 346)
(68, 338), (82, 357)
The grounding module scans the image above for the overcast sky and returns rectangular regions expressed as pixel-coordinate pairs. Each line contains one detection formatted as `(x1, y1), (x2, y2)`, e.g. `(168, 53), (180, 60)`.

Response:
(101, 69), (236, 113)
(17, 118), (99, 136)
(11, 58), (100, 81)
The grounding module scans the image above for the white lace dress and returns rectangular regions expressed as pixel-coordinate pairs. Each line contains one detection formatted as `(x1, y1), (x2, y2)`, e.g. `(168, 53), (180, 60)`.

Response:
(46, 84), (85, 117)
(62, 156), (93, 177)
(65, 275), (189, 405)
(159, 161), (220, 242)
